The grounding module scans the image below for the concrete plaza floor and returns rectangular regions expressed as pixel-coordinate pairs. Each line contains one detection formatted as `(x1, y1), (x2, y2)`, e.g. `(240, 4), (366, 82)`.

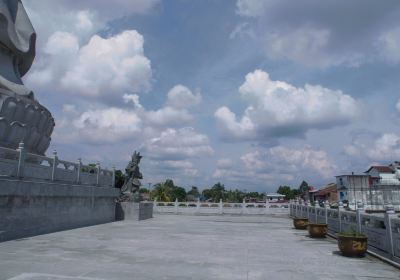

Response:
(0, 214), (399, 280)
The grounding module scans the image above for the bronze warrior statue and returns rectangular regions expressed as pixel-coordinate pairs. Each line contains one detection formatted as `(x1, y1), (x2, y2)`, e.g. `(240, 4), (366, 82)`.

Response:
(119, 151), (143, 202)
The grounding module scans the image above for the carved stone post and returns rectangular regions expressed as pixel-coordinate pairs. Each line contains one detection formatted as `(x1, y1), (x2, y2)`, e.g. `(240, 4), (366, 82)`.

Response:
(219, 199), (223, 215)
(384, 205), (396, 257)
(51, 150), (58, 181)
(16, 141), (25, 178)
(174, 198), (178, 214)
(112, 166), (116, 188)
(76, 158), (82, 184)
(338, 202), (344, 233)
(96, 162), (100, 186)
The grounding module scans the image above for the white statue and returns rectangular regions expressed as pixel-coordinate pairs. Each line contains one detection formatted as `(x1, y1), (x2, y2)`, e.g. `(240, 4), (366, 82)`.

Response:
(0, 0), (36, 98)
(0, 0), (54, 155)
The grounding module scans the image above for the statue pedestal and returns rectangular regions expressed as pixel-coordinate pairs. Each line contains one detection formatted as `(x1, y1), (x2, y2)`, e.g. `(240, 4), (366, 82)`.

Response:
(116, 201), (153, 221)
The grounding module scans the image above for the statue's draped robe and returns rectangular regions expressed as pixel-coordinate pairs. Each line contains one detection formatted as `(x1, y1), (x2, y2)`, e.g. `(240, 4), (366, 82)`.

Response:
(0, 0), (36, 98)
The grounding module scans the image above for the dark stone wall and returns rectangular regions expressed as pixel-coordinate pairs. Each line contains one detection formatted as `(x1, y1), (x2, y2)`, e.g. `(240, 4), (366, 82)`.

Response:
(0, 178), (119, 242)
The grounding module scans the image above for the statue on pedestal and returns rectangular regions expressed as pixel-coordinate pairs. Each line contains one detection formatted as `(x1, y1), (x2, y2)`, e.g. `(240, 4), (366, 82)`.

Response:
(119, 151), (143, 202)
(0, 0), (55, 155)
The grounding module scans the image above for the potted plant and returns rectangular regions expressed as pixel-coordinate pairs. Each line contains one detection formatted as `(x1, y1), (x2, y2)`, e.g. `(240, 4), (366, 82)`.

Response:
(308, 223), (327, 238)
(337, 229), (368, 257)
(293, 217), (308, 229)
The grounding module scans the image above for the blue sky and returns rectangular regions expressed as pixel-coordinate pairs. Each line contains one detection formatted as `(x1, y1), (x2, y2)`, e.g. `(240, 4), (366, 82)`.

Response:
(22, 0), (400, 192)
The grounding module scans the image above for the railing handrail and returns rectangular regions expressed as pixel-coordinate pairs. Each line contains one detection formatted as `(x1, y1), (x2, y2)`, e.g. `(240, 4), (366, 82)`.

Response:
(0, 143), (115, 187)
(289, 202), (400, 265)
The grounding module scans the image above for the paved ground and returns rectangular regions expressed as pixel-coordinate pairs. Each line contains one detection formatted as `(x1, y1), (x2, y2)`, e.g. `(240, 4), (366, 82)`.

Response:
(0, 214), (399, 280)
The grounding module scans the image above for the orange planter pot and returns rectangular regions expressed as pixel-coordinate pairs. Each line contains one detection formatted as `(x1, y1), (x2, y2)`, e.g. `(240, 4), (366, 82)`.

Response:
(308, 223), (327, 238)
(337, 234), (368, 257)
(293, 218), (308, 229)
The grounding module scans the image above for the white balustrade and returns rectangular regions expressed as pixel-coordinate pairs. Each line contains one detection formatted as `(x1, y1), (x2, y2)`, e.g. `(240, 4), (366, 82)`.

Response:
(0, 142), (114, 187)
(289, 202), (400, 264)
(153, 201), (289, 215)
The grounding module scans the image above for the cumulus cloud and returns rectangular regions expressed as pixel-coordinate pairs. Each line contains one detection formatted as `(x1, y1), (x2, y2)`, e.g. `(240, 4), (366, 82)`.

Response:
(264, 26), (362, 68)
(345, 133), (400, 162)
(166, 85), (202, 109)
(141, 127), (214, 160)
(150, 160), (199, 178)
(145, 107), (193, 127)
(215, 70), (361, 142)
(236, 0), (269, 17)
(213, 145), (337, 184)
(63, 107), (142, 144)
(54, 84), (202, 145)
(24, 0), (159, 45)
(378, 27), (400, 64)
(217, 158), (234, 169)
(27, 30), (152, 100)
(145, 86), (201, 127)
(235, 0), (400, 67)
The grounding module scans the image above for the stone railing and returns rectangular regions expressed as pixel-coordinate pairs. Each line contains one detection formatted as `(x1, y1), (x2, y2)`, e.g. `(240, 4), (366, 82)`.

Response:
(290, 203), (400, 264)
(0, 143), (115, 187)
(153, 199), (289, 215)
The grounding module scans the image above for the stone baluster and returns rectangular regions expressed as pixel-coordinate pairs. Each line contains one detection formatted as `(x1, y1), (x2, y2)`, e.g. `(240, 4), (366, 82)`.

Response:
(76, 158), (82, 184)
(384, 205), (396, 258)
(174, 198), (178, 214)
(96, 162), (100, 186)
(51, 150), (58, 181)
(338, 201), (344, 233)
(112, 166), (116, 188)
(219, 199), (223, 215)
(16, 141), (25, 178)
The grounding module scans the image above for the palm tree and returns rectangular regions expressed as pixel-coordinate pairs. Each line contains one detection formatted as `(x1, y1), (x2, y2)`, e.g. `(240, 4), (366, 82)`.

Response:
(151, 182), (171, 202)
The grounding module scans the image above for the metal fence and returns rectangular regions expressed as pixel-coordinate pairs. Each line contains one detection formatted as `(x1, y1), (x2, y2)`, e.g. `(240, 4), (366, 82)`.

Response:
(153, 199), (289, 215)
(0, 143), (114, 187)
(290, 203), (400, 264)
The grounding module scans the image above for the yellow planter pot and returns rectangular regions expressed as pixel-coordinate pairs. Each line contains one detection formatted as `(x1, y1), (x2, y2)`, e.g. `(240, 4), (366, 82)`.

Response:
(337, 234), (368, 257)
(308, 223), (327, 238)
(293, 218), (308, 229)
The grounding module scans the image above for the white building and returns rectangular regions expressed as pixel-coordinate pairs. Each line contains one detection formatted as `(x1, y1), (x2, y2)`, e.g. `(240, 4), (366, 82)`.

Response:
(365, 165), (400, 186)
(335, 174), (370, 208)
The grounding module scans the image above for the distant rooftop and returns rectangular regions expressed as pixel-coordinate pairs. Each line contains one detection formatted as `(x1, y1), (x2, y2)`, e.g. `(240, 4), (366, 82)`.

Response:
(365, 165), (394, 174)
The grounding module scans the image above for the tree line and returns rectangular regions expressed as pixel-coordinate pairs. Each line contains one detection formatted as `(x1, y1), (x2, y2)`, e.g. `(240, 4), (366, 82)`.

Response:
(115, 169), (309, 202)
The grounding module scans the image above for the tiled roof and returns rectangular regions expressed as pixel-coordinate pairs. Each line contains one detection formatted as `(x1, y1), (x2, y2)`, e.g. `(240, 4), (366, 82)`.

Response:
(365, 166), (394, 173)
(316, 184), (337, 196)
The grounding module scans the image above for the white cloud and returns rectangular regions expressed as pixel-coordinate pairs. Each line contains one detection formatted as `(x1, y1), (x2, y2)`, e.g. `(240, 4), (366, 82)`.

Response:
(396, 99), (400, 112)
(24, 0), (159, 43)
(235, 0), (400, 68)
(346, 133), (400, 162)
(229, 22), (256, 40)
(378, 27), (400, 64)
(27, 30), (152, 100)
(144, 85), (202, 127)
(213, 145), (337, 184)
(145, 107), (193, 127)
(141, 127), (214, 160)
(44, 32), (80, 55)
(54, 85), (204, 146)
(217, 158), (234, 169)
(236, 0), (268, 17)
(264, 26), (360, 68)
(166, 85), (202, 109)
(69, 107), (142, 143)
(61, 30), (152, 97)
(215, 70), (361, 142)
(160, 160), (199, 177)
(123, 94), (142, 108)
